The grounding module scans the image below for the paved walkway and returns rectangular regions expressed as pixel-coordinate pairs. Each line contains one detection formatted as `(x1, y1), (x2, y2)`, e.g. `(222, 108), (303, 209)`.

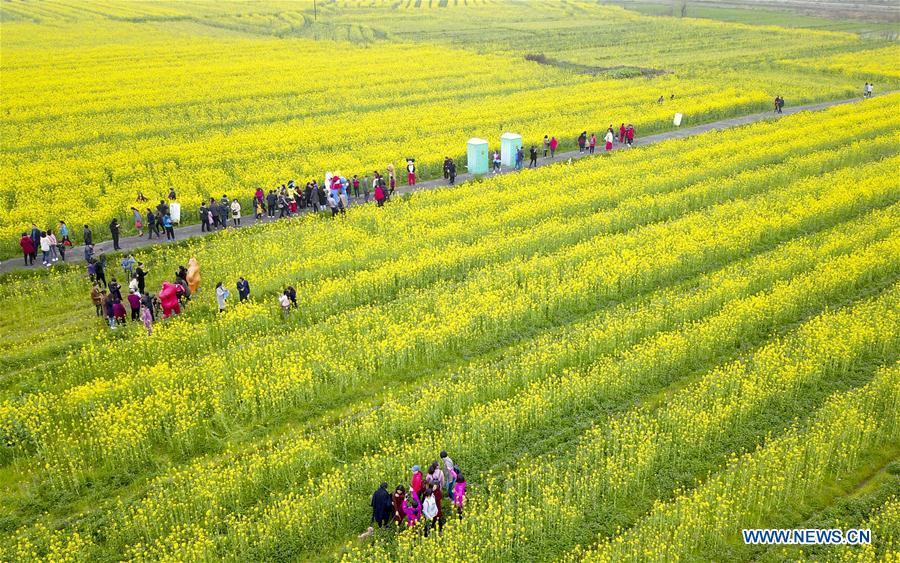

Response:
(0, 94), (876, 275)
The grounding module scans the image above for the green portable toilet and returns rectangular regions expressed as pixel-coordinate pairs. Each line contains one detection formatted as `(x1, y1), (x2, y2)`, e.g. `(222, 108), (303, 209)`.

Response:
(500, 132), (522, 167)
(467, 138), (489, 175)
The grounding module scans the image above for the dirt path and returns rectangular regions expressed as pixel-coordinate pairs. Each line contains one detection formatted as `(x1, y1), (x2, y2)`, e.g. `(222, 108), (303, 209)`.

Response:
(0, 94), (879, 275)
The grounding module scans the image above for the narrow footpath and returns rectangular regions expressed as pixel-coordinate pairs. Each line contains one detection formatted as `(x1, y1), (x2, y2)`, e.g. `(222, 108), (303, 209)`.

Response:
(0, 94), (876, 275)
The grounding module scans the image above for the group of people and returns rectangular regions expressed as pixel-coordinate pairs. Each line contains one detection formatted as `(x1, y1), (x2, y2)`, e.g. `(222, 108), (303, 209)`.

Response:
(19, 221), (72, 266)
(85, 248), (310, 330)
(863, 82), (875, 98)
(16, 126), (645, 269)
(89, 255), (203, 332)
(369, 451), (467, 538)
(773, 95), (786, 114)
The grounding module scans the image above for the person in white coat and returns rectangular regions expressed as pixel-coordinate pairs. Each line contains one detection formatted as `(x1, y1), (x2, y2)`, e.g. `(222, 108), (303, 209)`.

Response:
(230, 199), (241, 227)
(215, 281), (230, 312)
(604, 129), (614, 152)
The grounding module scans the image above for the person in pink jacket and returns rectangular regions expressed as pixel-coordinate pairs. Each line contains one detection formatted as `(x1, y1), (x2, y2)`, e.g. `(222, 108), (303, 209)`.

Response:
(402, 491), (421, 528)
(453, 472), (467, 520)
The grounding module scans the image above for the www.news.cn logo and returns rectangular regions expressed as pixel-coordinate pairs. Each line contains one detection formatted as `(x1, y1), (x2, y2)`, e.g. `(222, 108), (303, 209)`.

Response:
(743, 528), (872, 545)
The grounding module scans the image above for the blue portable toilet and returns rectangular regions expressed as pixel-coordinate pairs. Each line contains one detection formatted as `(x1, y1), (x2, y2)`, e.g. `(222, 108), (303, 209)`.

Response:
(467, 138), (489, 175)
(500, 132), (522, 167)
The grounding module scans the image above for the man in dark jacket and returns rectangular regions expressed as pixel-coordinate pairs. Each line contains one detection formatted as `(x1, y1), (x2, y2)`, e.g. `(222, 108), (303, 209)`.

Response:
(146, 209), (158, 239)
(218, 196), (229, 228)
(109, 218), (121, 250)
(209, 200), (220, 229)
(236, 277), (250, 301)
(83, 224), (93, 246)
(156, 200), (168, 218)
(135, 262), (148, 294)
(266, 191), (277, 218)
(199, 203), (210, 232)
(371, 483), (393, 528)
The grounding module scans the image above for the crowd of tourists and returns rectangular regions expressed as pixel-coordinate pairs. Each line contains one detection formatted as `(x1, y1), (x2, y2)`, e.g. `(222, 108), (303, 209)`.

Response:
(367, 451), (467, 539)
(12, 124), (647, 271)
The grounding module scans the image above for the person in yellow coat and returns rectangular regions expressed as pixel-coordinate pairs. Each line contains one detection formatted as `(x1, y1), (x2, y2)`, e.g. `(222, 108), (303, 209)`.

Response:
(187, 257), (201, 294)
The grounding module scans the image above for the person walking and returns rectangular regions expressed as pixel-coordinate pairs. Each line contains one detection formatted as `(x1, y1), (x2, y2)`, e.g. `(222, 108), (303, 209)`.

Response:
(626, 124), (635, 147)
(162, 213), (175, 240)
(402, 492), (421, 528)
(94, 254), (108, 288)
(426, 461), (445, 490)
(422, 489), (439, 537)
(492, 150), (501, 173)
(619, 123), (626, 144)
(199, 202), (210, 232)
(371, 483), (394, 529)
(90, 283), (103, 316)
(127, 289), (141, 321)
(83, 224), (93, 247)
(112, 299), (127, 326)
(215, 282), (230, 313)
(549, 136), (558, 158)
(278, 291), (291, 315)
(604, 128), (614, 152)
(230, 199), (241, 227)
(29, 223), (40, 253)
(543, 135), (550, 158)
(109, 218), (121, 250)
(121, 254), (136, 279)
(19, 233), (35, 266)
(448, 160), (456, 185)
(56, 229), (69, 262)
(577, 131), (587, 153)
(108, 277), (122, 302)
(134, 262), (148, 294)
(392, 485), (407, 529)
(46, 231), (59, 262)
(362, 175), (371, 202)
(219, 195), (230, 227)
(866, 82), (874, 98)
(589, 133), (597, 154)
(266, 190), (277, 218)
(411, 464), (424, 498)
(529, 145), (538, 168)
(131, 206), (143, 237)
(440, 451), (456, 497)
(59, 221), (70, 245)
(374, 182), (386, 207)
(515, 146), (524, 170)
(141, 303), (153, 335)
(39, 231), (51, 266)
(351, 175), (360, 199)
(146, 209), (159, 239)
(236, 277), (250, 301)
(309, 183), (321, 212)
(102, 291), (115, 328)
(453, 472), (467, 519)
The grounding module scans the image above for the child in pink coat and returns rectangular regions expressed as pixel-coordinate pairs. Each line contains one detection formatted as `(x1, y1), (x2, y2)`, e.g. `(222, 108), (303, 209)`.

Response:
(402, 491), (421, 527)
(453, 473), (467, 520)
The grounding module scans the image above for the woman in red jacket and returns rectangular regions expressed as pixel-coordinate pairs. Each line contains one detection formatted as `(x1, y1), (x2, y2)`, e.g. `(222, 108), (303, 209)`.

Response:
(619, 123), (626, 144)
(19, 233), (35, 266)
(549, 136), (558, 158)
(392, 485), (406, 528)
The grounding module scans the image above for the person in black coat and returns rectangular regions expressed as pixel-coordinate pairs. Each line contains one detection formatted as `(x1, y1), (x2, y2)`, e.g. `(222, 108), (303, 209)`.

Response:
(134, 263), (148, 294)
(83, 224), (93, 246)
(237, 277), (250, 301)
(109, 218), (121, 250)
(371, 482), (394, 528)
(199, 203), (210, 232)
(146, 209), (158, 239)
(266, 191), (277, 218)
